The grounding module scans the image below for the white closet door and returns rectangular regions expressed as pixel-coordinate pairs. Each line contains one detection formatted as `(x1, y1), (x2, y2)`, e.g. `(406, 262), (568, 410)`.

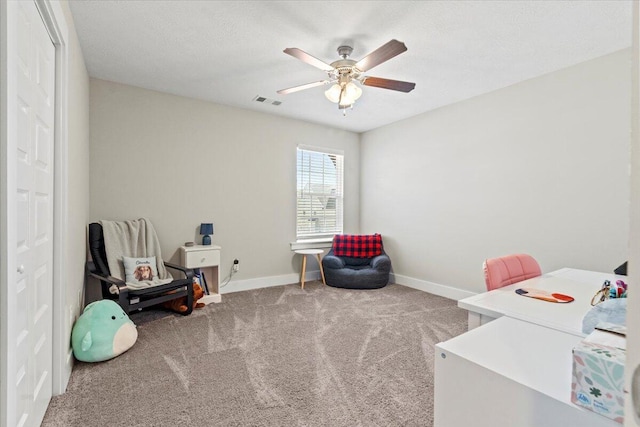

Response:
(12, 0), (56, 425)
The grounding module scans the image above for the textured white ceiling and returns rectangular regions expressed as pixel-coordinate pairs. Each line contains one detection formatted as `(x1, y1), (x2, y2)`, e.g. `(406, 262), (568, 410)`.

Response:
(69, 0), (632, 133)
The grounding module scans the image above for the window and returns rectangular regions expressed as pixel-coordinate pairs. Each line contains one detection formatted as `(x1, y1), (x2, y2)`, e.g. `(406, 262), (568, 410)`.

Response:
(296, 146), (344, 239)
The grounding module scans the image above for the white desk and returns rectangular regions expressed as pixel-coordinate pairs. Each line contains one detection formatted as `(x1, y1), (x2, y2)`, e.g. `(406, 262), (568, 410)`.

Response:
(435, 316), (618, 427)
(459, 268), (625, 336)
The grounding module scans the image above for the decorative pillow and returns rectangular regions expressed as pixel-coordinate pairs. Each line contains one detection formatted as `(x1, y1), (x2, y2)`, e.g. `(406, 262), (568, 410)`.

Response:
(122, 256), (158, 283)
(332, 234), (382, 258)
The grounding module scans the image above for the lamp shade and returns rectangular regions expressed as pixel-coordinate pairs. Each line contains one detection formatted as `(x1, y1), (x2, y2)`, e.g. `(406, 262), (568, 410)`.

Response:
(342, 82), (362, 104)
(324, 84), (342, 103)
(325, 81), (362, 107)
(200, 223), (214, 235)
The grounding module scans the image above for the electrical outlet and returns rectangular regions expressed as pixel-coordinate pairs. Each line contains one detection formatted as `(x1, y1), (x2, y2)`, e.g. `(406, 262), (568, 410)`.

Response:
(233, 259), (239, 272)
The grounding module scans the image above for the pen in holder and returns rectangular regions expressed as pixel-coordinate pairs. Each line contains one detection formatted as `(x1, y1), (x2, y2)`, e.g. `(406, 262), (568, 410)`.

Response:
(591, 280), (628, 306)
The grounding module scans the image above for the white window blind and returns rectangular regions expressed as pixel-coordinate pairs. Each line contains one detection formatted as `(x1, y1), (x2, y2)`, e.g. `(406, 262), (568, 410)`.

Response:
(296, 147), (344, 239)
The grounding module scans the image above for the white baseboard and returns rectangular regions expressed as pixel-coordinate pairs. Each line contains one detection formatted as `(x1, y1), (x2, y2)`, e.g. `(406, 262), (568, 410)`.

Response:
(218, 270), (476, 301)
(199, 293), (222, 304)
(390, 273), (477, 301)
(219, 271), (320, 294)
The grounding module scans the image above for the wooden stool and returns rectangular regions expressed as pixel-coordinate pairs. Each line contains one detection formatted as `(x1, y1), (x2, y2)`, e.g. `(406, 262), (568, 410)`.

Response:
(294, 249), (327, 289)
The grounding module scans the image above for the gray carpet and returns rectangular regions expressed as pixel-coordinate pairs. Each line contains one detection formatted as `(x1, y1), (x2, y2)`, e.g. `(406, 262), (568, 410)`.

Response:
(43, 282), (467, 427)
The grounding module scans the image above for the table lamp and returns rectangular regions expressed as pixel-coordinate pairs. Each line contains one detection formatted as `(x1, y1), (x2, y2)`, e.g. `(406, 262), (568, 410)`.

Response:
(200, 223), (214, 245)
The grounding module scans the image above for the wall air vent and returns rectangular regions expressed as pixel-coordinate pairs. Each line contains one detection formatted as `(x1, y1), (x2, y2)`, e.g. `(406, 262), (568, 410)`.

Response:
(253, 95), (282, 106)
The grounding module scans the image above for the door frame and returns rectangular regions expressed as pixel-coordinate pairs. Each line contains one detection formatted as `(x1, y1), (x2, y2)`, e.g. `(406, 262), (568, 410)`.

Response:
(36, 0), (72, 398)
(1, 0), (70, 424)
(626, 3), (640, 426)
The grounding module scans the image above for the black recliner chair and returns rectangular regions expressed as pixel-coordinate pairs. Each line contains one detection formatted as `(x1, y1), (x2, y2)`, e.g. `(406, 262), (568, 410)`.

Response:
(86, 222), (195, 315)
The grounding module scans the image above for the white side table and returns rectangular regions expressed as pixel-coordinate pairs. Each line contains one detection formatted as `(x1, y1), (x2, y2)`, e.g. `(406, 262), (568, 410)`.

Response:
(180, 245), (222, 304)
(294, 249), (326, 289)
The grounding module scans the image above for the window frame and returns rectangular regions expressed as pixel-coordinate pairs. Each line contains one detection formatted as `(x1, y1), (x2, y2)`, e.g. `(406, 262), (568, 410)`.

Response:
(295, 145), (344, 241)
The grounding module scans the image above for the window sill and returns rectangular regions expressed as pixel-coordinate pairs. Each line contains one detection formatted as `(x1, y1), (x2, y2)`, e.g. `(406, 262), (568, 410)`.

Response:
(290, 239), (333, 251)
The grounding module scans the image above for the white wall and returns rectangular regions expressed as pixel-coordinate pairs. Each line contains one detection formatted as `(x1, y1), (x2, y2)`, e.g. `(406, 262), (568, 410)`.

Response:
(361, 49), (631, 294)
(58, 0), (90, 387)
(89, 79), (360, 293)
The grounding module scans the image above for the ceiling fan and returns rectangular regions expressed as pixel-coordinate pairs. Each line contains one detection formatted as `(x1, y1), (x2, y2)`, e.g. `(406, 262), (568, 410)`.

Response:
(277, 39), (416, 113)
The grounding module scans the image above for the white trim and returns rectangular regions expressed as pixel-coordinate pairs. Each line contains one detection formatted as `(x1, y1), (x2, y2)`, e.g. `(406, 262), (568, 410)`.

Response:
(297, 144), (344, 156)
(219, 271), (321, 294)
(390, 273), (478, 301)
(34, 0), (72, 396)
(1, 1), (18, 424)
(626, 3), (640, 425)
(290, 239), (333, 251)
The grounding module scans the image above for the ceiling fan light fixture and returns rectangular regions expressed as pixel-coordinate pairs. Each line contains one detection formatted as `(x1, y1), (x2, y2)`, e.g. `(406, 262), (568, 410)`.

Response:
(325, 81), (362, 107)
(343, 81), (362, 103)
(324, 84), (342, 103)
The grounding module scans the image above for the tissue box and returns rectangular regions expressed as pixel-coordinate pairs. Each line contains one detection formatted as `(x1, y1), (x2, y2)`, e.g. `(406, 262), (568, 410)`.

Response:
(571, 324), (626, 423)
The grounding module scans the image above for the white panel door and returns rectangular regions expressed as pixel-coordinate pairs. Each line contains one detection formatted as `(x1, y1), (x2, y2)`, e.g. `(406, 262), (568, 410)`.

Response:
(13, 1), (55, 425)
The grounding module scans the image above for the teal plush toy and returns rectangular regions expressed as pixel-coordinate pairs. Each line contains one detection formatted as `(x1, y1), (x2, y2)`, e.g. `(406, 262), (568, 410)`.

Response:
(72, 300), (138, 362)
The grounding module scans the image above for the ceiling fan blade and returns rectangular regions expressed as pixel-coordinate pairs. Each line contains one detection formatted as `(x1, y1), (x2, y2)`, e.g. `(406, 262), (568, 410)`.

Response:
(355, 39), (408, 72)
(362, 77), (416, 93)
(277, 80), (330, 95)
(283, 48), (334, 72)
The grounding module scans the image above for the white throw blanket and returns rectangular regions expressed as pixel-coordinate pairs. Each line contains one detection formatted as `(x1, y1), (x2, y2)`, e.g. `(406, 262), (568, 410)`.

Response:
(99, 218), (173, 291)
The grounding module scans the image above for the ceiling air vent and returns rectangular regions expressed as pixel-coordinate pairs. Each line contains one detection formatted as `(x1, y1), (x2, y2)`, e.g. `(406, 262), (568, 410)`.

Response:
(253, 95), (282, 106)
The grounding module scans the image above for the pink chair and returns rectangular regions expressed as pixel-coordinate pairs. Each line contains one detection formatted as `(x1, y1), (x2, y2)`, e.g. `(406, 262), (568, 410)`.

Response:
(483, 254), (541, 291)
